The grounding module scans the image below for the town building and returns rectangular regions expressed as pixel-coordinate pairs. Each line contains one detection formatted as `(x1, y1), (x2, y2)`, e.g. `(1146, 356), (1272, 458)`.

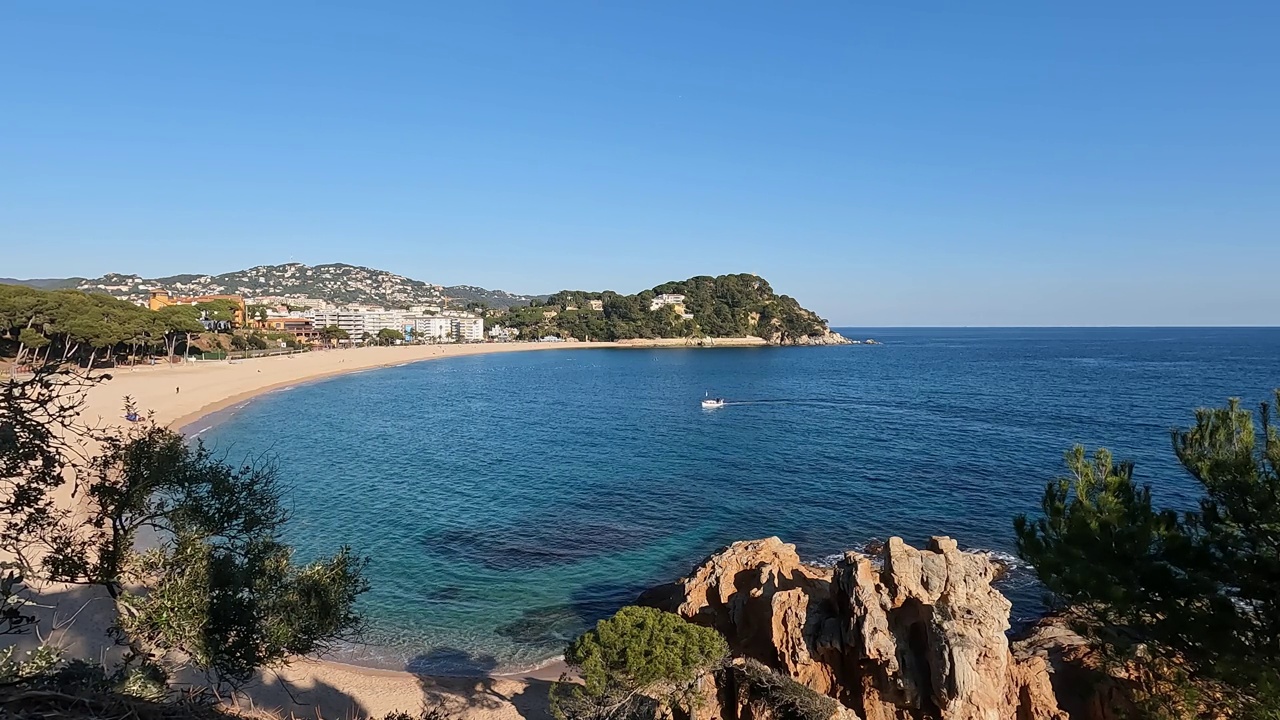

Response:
(488, 325), (517, 341)
(413, 316), (453, 342)
(308, 309), (406, 340)
(249, 296), (333, 311)
(307, 307), (485, 344)
(258, 316), (320, 343)
(649, 293), (687, 313)
(452, 317), (485, 342)
(149, 289), (247, 327)
(589, 299), (604, 311)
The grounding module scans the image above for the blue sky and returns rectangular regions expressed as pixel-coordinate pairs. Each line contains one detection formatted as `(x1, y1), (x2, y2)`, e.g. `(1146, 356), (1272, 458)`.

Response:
(2, 2), (1277, 325)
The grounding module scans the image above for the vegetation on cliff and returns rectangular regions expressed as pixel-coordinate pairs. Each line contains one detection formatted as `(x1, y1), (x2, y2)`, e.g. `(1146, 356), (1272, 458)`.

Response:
(492, 274), (834, 343)
(1015, 393), (1280, 717)
(551, 606), (728, 720)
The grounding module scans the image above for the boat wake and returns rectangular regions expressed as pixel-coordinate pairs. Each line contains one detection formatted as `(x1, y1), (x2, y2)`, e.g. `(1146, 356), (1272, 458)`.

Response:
(719, 397), (863, 408)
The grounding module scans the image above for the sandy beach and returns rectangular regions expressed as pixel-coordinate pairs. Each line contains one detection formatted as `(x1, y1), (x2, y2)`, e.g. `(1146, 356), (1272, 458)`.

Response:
(32, 340), (746, 719)
(81, 342), (616, 431)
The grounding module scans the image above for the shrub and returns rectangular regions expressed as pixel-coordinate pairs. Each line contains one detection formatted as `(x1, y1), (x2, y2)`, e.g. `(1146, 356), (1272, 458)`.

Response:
(551, 606), (727, 720)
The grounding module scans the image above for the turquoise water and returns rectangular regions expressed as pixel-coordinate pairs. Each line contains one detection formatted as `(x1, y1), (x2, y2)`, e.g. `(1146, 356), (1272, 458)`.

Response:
(196, 327), (1280, 674)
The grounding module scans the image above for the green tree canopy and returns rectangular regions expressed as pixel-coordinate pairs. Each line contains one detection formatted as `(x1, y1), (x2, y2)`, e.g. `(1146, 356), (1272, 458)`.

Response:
(491, 274), (829, 343)
(376, 328), (405, 345)
(551, 606), (728, 720)
(2, 365), (369, 690)
(194, 299), (239, 327)
(1014, 393), (1280, 716)
(0, 284), (218, 366)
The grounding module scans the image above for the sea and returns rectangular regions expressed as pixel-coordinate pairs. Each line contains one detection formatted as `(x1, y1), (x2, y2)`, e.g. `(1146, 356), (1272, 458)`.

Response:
(195, 327), (1280, 675)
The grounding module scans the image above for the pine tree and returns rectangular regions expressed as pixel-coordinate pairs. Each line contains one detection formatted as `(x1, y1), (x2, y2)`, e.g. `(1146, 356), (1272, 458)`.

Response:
(1015, 392), (1280, 715)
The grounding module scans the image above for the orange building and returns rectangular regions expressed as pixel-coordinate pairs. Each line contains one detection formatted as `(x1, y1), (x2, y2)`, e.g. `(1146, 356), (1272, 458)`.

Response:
(149, 289), (247, 327)
(258, 317), (320, 343)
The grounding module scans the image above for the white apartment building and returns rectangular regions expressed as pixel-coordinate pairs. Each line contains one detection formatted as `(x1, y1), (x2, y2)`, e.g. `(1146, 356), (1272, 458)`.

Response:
(310, 308), (414, 339)
(453, 317), (485, 342)
(309, 310), (363, 339)
(413, 316), (453, 342)
(308, 308), (485, 343)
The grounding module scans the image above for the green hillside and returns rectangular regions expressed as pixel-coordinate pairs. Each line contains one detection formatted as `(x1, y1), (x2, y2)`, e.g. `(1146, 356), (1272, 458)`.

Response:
(493, 274), (839, 344)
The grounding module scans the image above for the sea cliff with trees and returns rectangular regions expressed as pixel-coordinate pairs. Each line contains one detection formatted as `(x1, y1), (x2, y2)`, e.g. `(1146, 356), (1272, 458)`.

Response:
(489, 274), (849, 345)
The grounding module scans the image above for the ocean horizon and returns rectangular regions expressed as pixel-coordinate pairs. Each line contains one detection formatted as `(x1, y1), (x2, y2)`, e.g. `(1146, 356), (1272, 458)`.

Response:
(197, 326), (1280, 675)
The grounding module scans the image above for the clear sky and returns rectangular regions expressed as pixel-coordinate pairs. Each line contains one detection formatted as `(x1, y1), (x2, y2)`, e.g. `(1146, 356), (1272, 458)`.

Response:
(3, 2), (1277, 325)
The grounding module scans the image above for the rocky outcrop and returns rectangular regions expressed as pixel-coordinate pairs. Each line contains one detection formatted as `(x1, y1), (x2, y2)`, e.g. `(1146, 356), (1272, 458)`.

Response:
(641, 537), (1066, 720)
(1012, 618), (1134, 720)
(776, 330), (854, 346)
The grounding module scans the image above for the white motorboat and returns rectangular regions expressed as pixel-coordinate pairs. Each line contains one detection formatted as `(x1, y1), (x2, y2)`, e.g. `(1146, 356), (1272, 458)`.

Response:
(701, 394), (725, 409)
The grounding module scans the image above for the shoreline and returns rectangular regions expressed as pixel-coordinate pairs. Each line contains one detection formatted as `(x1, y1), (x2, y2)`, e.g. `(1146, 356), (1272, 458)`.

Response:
(69, 339), (782, 717)
(79, 338), (779, 433)
(170, 336), (767, 434)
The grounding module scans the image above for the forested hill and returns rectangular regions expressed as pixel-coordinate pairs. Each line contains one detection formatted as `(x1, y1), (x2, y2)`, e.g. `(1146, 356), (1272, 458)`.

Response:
(494, 274), (846, 344)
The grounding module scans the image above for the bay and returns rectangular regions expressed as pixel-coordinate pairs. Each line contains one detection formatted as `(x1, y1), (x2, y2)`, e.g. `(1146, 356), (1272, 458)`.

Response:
(199, 327), (1280, 674)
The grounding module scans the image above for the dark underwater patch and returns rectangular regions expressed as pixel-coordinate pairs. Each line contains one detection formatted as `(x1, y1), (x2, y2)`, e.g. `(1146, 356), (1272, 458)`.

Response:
(427, 516), (670, 571)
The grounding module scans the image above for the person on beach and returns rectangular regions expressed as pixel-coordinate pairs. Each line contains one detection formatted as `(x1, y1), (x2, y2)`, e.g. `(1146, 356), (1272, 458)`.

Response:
(176, 386), (180, 394)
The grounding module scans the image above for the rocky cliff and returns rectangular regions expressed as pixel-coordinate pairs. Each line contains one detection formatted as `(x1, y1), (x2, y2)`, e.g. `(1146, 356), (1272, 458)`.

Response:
(639, 537), (1067, 720)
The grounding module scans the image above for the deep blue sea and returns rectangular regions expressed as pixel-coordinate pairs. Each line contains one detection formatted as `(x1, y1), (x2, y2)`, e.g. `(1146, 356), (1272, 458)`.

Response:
(196, 327), (1280, 675)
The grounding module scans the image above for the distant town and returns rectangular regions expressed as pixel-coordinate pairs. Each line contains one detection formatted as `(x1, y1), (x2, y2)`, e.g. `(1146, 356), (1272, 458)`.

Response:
(147, 288), (489, 345)
(1, 266), (856, 376)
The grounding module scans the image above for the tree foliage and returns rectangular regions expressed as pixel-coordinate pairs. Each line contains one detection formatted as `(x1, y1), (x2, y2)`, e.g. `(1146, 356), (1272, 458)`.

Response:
(0, 284), (206, 367)
(319, 325), (350, 346)
(492, 275), (829, 343)
(1015, 393), (1280, 716)
(193, 299), (239, 327)
(375, 328), (405, 345)
(1, 365), (370, 690)
(551, 606), (728, 720)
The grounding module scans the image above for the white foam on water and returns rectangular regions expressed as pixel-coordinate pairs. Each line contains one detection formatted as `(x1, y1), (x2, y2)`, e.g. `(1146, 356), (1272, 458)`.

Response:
(811, 553), (846, 568)
(976, 549), (1031, 573)
(491, 654), (566, 677)
(804, 542), (1032, 576)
